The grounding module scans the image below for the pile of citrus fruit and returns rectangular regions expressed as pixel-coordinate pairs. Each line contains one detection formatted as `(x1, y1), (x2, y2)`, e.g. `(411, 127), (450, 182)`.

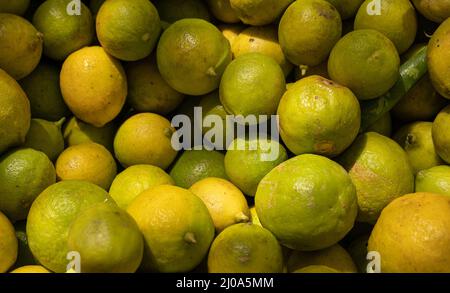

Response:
(1, 0), (450, 273)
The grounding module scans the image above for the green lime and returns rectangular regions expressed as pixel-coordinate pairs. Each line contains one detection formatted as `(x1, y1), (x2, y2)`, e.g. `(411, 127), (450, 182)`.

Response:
(0, 148), (56, 221)
(154, 0), (211, 23)
(293, 265), (339, 273)
(325, 0), (363, 20)
(230, 0), (294, 26)
(0, 211), (18, 273)
(206, 0), (239, 23)
(169, 150), (228, 188)
(415, 166), (450, 197)
(23, 118), (65, 162)
(26, 180), (114, 272)
(0, 0), (30, 15)
(432, 105), (450, 163)
(255, 154), (358, 250)
(412, 0), (450, 23)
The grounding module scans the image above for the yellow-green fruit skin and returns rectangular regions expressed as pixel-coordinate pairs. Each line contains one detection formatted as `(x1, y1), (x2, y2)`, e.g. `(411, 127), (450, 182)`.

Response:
(366, 112), (392, 137)
(26, 181), (114, 272)
(10, 265), (51, 273)
(0, 211), (18, 273)
(157, 19), (232, 96)
(278, 0), (342, 66)
(416, 166), (450, 197)
(338, 132), (414, 224)
(0, 0), (30, 15)
(412, 0), (450, 23)
(428, 18), (450, 99)
(0, 13), (43, 80)
(328, 29), (400, 100)
(0, 148), (56, 221)
(207, 223), (284, 273)
(354, 0), (417, 54)
(278, 76), (361, 157)
(67, 203), (143, 273)
(127, 185), (215, 272)
(33, 0), (94, 61)
(155, 0), (211, 23)
(393, 122), (444, 174)
(432, 106), (450, 164)
(96, 0), (161, 61)
(255, 154), (358, 251)
(23, 118), (65, 162)
(368, 193), (450, 272)
(325, 0), (363, 20)
(0, 68), (30, 154)
(206, 0), (239, 23)
(220, 53), (286, 117)
(230, 0), (294, 26)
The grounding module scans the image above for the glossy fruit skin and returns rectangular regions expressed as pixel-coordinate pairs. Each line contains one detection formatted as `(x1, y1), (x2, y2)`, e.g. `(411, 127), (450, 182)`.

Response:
(230, 0), (294, 26)
(428, 18), (450, 99)
(415, 166), (450, 197)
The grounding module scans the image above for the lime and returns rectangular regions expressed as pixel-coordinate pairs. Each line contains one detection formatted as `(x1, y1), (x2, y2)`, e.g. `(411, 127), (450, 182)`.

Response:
(218, 24), (245, 47)
(207, 223), (283, 273)
(0, 211), (17, 273)
(67, 203), (143, 273)
(206, 0), (239, 23)
(33, 0), (94, 61)
(0, 68), (30, 154)
(127, 185), (215, 272)
(255, 154), (358, 250)
(26, 180), (114, 272)
(293, 265), (339, 273)
(23, 118), (65, 162)
(415, 166), (450, 197)
(224, 138), (288, 196)
(10, 265), (50, 273)
(249, 206), (261, 226)
(366, 112), (392, 137)
(412, 0), (450, 23)
(278, 75), (361, 157)
(328, 29), (400, 100)
(279, 0), (342, 66)
(189, 177), (250, 232)
(230, 0), (293, 26)
(157, 18), (232, 95)
(220, 53), (285, 117)
(169, 150), (228, 188)
(325, 0), (363, 20)
(114, 113), (178, 169)
(0, 148), (56, 221)
(60, 46), (127, 127)
(56, 142), (117, 190)
(0, 0), (30, 15)
(432, 105), (450, 163)
(126, 56), (184, 114)
(109, 165), (175, 209)
(428, 18), (450, 99)
(338, 132), (414, 223)
(154, 0), (211, 23)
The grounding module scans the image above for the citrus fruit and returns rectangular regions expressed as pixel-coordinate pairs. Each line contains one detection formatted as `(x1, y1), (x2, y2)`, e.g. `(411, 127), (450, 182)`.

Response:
(26, 180), (114, 272)
(208, 223), (283, 273)
(287, 244), (357, 273)
(218, 24), (244, 47)
(415, 166), (450, 197)
(23, 118), (65, 162)
(224, 138), (288, 196)
(157, 18), (232, 96)
(33, 0), (94, 61)
(189, 177), (250, 232)
(365, 112), (392, 137)
(432, 105), (450, 163)
(169, 150), (228, 188)
(10, 265), (51, 273)
(229, 0), (293, 26)
(19, 61), (70, 121)
(249, 206), (261, 226)
(56, 142), (117, 190)
(206, 0), (239, 23)
(199, 91), (230, 149)
(109, 164), (174, 209)
(368, 192), (450, 272)
(127, 185), (215, 272)
(0, 13), (43, 80)
(0, 148), (56, 221)
(325, 0), (363, 20)
(67, 203), (143, 273)
(0, 0), (30, 15)
(220, 53), (285, 117)
(293, 265), (339, 273)
(154, 0), (211, 23)
(232, 26), (293, 76)
(0, 211), (17, 273)
(279, 0), (342, 66)
(255, 154), (358, 251)
(338, 132), (414, 223)
(60, 46), (127, 127)
(0, 68), (30, 154)
(354, 0), (417, 54)
(278, 75), (361, 157)
(412, 0), (450, 23)
(393, 122), (444, 174)
(328, 29), (400, 100)
(347, 234), (370, 273)
(114, 113), (178, 169)
(126, 56), (184, 114)
(12, 221), (36, 268)
(63, 117), (116, 153)
(96, 0), (161, 61)
(392, 74), (447, 122)
(428, 18), (450, 99)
